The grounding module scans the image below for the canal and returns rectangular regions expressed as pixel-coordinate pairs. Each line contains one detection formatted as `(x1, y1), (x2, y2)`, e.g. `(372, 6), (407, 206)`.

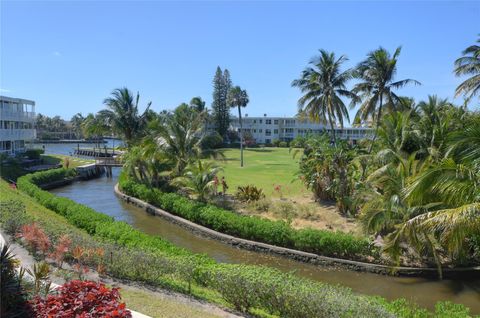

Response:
(49, 167), (480, 313)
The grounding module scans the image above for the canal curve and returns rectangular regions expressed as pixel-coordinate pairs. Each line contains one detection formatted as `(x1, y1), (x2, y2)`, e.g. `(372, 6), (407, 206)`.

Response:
(50, 168), (480, 313)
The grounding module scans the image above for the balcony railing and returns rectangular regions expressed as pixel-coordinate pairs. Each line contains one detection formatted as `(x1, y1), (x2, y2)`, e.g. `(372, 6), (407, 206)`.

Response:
(0, 129), (37, 140)
(0, 109), (36, 122)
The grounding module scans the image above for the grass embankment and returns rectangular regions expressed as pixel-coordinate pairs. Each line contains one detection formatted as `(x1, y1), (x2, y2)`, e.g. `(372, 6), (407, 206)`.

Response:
(0, 179), (229, 318)
(216, 148), (304, 198)
(8, 168), (477, 317)
(41, 154), (94, 169)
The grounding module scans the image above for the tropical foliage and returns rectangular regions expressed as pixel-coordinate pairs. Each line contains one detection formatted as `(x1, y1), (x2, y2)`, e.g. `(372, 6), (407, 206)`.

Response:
(292, 50), (357, 144)
(455, 35), (480, 101)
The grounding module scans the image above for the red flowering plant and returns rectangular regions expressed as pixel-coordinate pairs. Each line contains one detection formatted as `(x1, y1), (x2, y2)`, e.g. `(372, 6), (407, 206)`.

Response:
(17, 223), (51, 257)
(30, 280), (131, 318)
(49, 234), (72, 268)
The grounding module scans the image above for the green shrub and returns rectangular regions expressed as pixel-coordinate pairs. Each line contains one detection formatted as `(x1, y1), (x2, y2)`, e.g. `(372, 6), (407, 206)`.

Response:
(121, 175), (373, 259)
(278, 141), (288, 147)
(24, 149), (45, 160)
(235, 185), (265, 202)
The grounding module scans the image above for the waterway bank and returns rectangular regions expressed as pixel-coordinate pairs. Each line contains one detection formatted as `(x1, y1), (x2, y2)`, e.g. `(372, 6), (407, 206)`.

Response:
(49, 168), (480, 313)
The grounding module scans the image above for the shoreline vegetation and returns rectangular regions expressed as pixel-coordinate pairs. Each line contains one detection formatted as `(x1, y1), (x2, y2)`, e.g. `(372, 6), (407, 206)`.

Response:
(5, 168), (476, 317)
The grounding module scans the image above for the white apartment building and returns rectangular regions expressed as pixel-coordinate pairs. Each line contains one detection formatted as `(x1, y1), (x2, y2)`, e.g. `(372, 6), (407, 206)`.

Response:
(0, 96), (36, 155)
(229, 115), (372, 144)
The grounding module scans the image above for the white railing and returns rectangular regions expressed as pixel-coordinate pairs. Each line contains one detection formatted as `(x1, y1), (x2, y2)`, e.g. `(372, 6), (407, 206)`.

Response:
(0, 129), (36, 141)
(0, 109), (36, 122)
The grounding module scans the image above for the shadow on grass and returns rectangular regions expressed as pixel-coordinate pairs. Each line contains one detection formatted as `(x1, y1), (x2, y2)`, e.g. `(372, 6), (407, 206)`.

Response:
(244, 148), (274, 153)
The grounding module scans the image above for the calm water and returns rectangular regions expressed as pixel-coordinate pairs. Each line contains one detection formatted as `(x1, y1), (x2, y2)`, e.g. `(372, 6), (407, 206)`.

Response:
(31, 139), (123, 156)
(50, 167), (480, 313)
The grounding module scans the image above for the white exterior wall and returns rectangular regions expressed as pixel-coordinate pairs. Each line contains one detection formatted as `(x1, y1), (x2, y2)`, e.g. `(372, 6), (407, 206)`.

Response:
(229, 116), (371, 144)
(0, 96), (36, 155)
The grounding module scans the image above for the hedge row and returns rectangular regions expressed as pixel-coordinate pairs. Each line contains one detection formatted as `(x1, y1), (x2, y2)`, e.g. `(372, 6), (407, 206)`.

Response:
(119, 174), (375, 259)
(16, 169), (207, 261)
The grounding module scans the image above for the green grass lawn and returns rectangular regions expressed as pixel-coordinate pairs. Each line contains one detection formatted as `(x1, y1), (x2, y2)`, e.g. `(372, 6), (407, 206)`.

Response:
(215, 148), (307, 198)
(41, 154), (94, 168)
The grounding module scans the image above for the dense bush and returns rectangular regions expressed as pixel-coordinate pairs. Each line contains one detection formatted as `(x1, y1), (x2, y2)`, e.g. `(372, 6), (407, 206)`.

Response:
(201, 132), (224, 150)
(24, 149), (45, 160)
(279, 141), (288, 147)
(120, 175), (373, 258)
(27, 168), (76, 185)
(30, 280), (131, 318)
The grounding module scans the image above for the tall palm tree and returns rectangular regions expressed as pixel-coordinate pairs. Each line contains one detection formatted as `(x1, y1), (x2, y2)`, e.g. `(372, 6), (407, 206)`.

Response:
(292, 50), (357, 145)
(454, 35), (480, 101)
(100, 88), (151, 148)
(353, 47), (420, 151)
(227, 86), (249, 167)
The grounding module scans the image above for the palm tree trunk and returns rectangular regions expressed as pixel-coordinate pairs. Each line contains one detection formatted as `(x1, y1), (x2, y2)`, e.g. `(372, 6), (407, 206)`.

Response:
(368, 93), (383, 153)
(238, 106), (244, 167)
(328, 112), (337, 146)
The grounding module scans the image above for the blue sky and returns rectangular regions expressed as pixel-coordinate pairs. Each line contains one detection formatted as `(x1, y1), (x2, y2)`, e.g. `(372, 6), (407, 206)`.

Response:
(1, 1), (479, 122)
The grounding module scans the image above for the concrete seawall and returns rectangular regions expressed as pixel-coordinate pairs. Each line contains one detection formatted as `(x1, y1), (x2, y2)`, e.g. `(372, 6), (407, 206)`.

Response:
(114, 183), (480, 278)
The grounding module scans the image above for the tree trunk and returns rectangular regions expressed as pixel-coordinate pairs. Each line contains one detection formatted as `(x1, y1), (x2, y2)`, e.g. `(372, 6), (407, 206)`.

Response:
(368, 93), (383, 153)
(328, 112), (337, 146)
(238, 106), (244, 167)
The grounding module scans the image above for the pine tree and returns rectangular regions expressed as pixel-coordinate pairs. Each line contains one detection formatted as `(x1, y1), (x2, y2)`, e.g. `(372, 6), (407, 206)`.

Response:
(211, 66), (231, 138)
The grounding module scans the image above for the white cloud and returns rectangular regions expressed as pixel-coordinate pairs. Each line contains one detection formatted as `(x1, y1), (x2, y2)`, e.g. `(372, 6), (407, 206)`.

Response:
(53, 51), (62, 57)
(0, 88), (11, 93)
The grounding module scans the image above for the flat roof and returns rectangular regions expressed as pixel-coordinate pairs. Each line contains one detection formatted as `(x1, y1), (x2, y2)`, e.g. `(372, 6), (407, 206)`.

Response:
(0, 95), (35, 105)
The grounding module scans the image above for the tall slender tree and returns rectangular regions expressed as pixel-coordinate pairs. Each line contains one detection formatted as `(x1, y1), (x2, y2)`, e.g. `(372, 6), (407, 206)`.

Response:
(227, 86), (249, 167)
(211, 67), (232, 139)
(292, 50), (357, 145)
(454, 35), (480, 101)
(353, 47), (420, 151)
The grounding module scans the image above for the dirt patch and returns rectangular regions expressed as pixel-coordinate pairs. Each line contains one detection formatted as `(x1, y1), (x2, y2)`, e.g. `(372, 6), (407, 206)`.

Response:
(237, 193), (360, 234)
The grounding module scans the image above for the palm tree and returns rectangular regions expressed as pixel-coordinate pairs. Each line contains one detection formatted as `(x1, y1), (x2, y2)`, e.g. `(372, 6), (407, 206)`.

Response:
(454, 35), (480, 101)
(81, 113), (109, 147)
(70, 113), (84, 139)
(353, 47), (420, 151)
(227, 86), (249, 167)
(100, 88), (151, 148)
(190, 97), (206, 112)
(172, 160), (223, 202)
(148, 104), (207, 176)
(292, 50), (357, 145)
(384, 117), (480, 276)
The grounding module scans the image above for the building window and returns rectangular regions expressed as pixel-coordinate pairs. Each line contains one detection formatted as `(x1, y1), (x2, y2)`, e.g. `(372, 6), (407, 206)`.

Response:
(259, 119), (263, 124)
(259, 129), (263, 133)
(265, 129), (271, 136)
(274, 129), (278, 134)
(253, 129), (257, 133)
(266, 139), (271, 144)
(266, 119), (271, 124)
(253, 120), (256, 123)
(274, 119), (278, 124)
